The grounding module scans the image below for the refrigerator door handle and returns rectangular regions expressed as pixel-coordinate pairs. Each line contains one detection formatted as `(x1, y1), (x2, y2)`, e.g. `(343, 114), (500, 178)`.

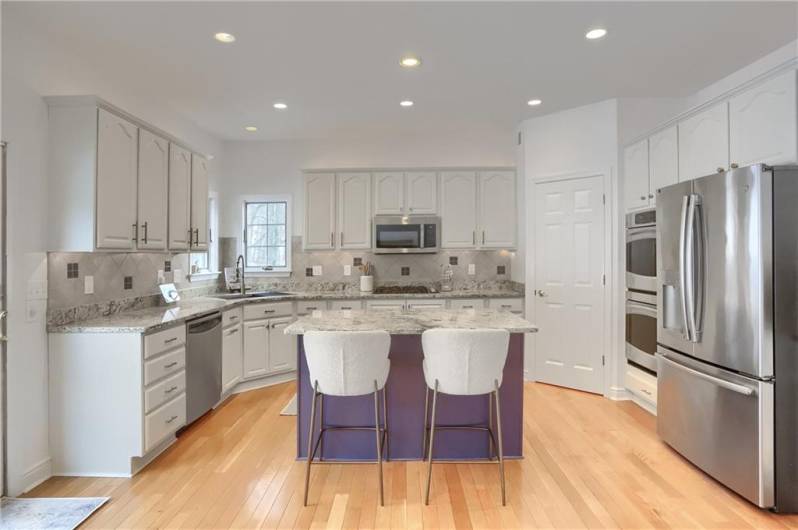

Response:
(684, 193), (699, 343)
(679, 195), (693, 341)
(659, 353), (755, 396)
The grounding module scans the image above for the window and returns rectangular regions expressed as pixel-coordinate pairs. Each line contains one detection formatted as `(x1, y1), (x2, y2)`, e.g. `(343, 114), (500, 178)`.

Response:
(244, 197), (291, 273)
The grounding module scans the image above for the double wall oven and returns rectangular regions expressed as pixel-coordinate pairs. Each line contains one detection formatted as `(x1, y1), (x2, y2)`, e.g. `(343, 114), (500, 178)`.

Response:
(625, 208), (657, 373)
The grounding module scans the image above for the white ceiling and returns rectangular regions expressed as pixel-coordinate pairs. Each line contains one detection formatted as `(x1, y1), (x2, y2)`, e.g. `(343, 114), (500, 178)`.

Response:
(5, 2), (797, 141)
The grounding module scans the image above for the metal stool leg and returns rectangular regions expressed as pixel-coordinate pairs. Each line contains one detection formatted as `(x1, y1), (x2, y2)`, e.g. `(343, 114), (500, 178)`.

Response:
(494, 380), (506, 506)
(488, 392), (495, 460)
(319, 394), (324, 461)
(424, 381), (439, 505)
(382, 387), (389, 460)
(422, 386), (429, 459)
(374, 381), (384, 506)
(303, 382), (319, 506)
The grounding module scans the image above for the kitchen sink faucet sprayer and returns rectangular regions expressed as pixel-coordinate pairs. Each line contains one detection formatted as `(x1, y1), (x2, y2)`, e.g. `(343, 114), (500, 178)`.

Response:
(236, 254), (245, 295)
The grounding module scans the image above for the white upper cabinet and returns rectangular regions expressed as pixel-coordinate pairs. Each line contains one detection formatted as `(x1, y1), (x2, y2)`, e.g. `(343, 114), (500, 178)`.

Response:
(190, 154), (209, 250)
(678, 102), (729, 181)
(478, 171), (516, 248)
(168, 144), (192, 250)
(96, 109), (139, 249)
(648, 126), (679, 203)
(440, 171), (478, 248)
(373, 172), (405, 215)
(623, 139), (650, 211)
(405, 171), (438, 214)
(337, 173), (371, 249)
(303, 173), (336, 250)
(137, 129), (169, 250)
(729, 70), (797, 168)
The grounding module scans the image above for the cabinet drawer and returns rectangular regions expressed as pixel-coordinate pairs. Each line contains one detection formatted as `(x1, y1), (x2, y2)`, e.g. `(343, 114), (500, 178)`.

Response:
(488, 298), (524, 314)
(329, 300), (363, 311)
(366, 300), (405, 310)
(144, 325), (186, 360)
(223, 307), (243, 328)
(144, 347), (185, 386)
(296, 301), (325, 315)
(144, 393), (186, 452)
(449, 298), (484, 310)
(406, 299), (445, 310)
(625, 366), (657, 404)
(144, 370), (186, 413)
(244, 302), (293, 320)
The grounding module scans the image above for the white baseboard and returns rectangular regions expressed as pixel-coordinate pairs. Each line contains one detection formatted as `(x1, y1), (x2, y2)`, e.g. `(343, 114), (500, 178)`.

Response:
(18, 457), (52, 494)
(630, 394), (657, 415)
(605, 385), (631, 401)
(231, 371), (296, 395)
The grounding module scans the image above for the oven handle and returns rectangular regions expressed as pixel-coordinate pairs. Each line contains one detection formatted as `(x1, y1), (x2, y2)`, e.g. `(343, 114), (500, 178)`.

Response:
(625, 300), (657, 318)
(626, 226), (656, 243)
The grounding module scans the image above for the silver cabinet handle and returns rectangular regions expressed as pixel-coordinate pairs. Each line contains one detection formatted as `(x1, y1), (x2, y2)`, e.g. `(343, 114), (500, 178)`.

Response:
(482, 231), (485, 245)
(164, 361), (178, 368)
(229, 315), (239, 321)
(472, 231), (475, 245)
(194, 228), (200, 246)
(500, 304), (512, 308)
(640, 388), (652, 396)
(648, 193), (654, 199)
(306, 306), (317, 311)
(340, 232), (344, 246)
(640, 195), (646, 200)
(264, 309), (276, 314)
(659, 354), (754, 396)
(0, 310), (8, 342)
(730, 163), (739, 169)
(339, 306), (352, 310)
(132, 223), (139, 242)
(330, 232), (334, 247)
(536, 290), (547, 297)
(165, 386), (178, 394)
(228, 327), (239, 335)
(716, 167), (724, 173)
(165, 415), (179, 424)
(187, 229), (193, 246)
(141, 221), (148, 244)
(164, 337), (178, 344)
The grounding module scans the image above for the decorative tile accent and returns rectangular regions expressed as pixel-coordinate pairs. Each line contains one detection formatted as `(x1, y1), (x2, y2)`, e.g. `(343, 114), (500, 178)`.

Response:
(401, 267), (410, 276)
(164, 260), (172, 272)
(124, 276), (133, 290)
(353, 257), (362, 266)
(449, 256), (458, 265)
(67, 262), (79, 279)
(305, 267), (313, 277)
(497, 265), (506, 275)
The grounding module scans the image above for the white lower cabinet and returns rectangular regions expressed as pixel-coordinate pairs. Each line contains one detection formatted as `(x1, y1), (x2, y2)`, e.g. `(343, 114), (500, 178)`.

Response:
(243, 319), (269, 379)
(222, 322), (243, 394)
(449, 298), (484, 310)
(329, 300), (364, 311)
(242, 302), (297, 382)
(625, 364), (657, 411)
(366, 299), (406, 310)
(144, 393), (187, 453)
(486, 298), (524, 315)
(406, 299), (446, 310)
(268, 317), (297, 373)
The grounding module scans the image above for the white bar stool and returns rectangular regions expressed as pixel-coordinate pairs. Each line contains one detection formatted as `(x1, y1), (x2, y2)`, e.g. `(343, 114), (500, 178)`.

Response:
(302, 330), (391, 506)
(421, 328), (510, 506)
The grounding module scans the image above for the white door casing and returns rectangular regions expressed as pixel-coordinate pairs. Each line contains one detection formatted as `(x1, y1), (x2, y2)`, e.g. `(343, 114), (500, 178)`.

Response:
(533, 175), (606, 394)
(137, 130), (168, 250)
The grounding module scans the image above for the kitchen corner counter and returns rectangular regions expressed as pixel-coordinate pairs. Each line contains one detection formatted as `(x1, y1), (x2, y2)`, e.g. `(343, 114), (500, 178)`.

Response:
(284, 309), (537, 335)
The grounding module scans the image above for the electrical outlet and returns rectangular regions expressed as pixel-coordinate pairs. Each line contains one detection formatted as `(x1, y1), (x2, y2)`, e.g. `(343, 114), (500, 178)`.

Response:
(468, 264), (476, 275)
(312, 265), (323, 276)
(173, 269), (183, 281)
(84, 275), (94, 294)
(344, 265), (352, 276)
(27, 280), (47, 300)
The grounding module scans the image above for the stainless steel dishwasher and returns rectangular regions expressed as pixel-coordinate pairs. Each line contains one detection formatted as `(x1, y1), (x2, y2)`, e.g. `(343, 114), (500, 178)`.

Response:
(186, 311), (222, 424)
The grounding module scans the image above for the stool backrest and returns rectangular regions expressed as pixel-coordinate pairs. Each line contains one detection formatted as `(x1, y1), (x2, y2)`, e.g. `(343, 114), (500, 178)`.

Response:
(304, 330), (391, 396)
(421, 328), (510, 395)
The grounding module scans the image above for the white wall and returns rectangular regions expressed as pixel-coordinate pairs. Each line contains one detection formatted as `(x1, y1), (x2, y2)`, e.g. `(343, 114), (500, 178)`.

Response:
(219, 132), (516, 248)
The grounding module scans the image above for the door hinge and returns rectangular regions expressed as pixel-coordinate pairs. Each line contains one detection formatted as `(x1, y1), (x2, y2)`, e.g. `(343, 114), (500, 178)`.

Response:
(602, 355), (605, 366)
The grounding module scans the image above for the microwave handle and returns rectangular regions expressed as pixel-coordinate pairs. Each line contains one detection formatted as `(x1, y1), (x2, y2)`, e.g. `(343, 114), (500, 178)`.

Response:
(420, 224), (425, 249)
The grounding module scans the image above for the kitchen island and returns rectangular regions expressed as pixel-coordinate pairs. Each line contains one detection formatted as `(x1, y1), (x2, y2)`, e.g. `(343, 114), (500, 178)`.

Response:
(285, 309), (537, 461)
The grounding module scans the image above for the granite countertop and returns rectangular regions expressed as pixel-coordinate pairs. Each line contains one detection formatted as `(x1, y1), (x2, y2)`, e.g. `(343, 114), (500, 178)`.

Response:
(48, 288), (525, 334)
(284, 309), (537, 335)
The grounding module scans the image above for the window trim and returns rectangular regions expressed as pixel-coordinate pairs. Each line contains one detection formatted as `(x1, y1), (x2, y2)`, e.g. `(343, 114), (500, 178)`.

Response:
(242, 194), (292, 276)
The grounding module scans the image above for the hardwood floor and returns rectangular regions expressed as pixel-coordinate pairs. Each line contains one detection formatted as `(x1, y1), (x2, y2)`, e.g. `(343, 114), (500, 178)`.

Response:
(28, 381), (798, 529)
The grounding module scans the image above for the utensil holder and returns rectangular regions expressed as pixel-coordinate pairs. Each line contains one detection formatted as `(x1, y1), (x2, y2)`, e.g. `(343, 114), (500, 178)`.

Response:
(360, 275), (374, 292)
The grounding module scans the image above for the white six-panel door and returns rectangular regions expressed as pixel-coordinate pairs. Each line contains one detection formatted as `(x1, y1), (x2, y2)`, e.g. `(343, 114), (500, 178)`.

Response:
(137, 130), (168, 250)
(534, 175), (605, 394)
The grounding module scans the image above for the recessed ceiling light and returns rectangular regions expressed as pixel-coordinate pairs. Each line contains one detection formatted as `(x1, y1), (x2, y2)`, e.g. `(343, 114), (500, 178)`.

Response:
(527, 99), (542, 106)
(400, 100), (414, 107)
(214, 32), (236, 43)
(244, 126), (258, 132)
(585, 28), (607, 40)
(273, 102), (288, 110)
(400, 56), (421, 68)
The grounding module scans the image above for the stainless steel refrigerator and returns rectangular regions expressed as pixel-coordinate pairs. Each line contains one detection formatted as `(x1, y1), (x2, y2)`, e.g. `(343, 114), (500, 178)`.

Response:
(656, 164), (798, 511)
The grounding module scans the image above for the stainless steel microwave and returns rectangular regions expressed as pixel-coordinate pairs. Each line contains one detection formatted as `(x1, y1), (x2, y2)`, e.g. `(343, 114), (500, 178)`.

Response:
(373, 215), (440, 254)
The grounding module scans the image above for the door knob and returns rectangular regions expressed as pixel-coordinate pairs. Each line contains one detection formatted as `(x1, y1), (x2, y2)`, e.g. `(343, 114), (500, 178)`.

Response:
(536, 290), (547, 298)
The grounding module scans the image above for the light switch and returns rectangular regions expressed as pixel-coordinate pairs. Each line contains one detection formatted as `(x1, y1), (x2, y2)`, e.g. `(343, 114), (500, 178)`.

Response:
(344, 265), (352, 276)
(312, 265), (323, 276)
(84, 275), (94, 294)
(468, 264), (476, 275)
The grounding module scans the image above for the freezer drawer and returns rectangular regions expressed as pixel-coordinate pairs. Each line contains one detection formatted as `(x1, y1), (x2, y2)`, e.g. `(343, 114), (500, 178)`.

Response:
(656, 348), (774, 507)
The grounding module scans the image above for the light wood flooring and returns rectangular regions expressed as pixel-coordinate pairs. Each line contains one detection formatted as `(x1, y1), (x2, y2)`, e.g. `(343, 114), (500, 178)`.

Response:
(28, 381), (798, 529)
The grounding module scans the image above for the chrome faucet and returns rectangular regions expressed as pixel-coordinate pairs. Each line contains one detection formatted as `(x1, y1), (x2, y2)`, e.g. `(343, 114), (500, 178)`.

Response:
(236, 254), (245, 294)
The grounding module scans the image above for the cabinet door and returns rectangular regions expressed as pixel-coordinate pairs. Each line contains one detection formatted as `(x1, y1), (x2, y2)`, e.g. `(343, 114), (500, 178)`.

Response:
(623, 139), (650, 211)
(337, 172), (371, 249)
(268, 317), (297, 373)
(373, 172), (405, 214)
(222, 324), (243, 393)
(96, 109), (138, 249)
(678, 102), (729, 181)
(729, 70), (797, 168)
(478, 171), (516, 248)
(648, 126), (679, 205)
(440, 171), (478, 248)
(137, 129), (169, 250)
(243, 319), (269, 379)
(191, 154), (209, 250)
(168, 144), (192, 250)
(303, 173), (336, 249)
(405, 171), (437, 214)
(406, 299), (446, 310)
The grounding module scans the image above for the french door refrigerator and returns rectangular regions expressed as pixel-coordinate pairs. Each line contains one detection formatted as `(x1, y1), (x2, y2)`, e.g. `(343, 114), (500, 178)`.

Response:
(656, 164), (798, 511)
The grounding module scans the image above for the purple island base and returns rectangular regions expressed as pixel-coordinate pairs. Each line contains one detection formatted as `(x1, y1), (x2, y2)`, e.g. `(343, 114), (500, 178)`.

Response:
(296, 334), (524, 461)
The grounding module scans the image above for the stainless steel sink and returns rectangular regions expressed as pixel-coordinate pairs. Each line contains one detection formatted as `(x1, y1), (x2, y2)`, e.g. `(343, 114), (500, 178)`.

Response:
(210, 291), (291, 300)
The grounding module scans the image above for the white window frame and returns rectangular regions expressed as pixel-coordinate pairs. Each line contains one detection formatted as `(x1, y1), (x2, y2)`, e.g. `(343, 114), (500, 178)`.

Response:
(242, 194), (292, 276)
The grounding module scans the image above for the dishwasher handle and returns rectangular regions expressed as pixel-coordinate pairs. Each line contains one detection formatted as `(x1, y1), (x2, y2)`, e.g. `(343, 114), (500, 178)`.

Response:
(188, 312), (222, 333)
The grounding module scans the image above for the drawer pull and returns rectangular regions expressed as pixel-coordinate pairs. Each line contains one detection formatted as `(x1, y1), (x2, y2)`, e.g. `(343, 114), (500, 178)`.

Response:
(165, 386), (178, 394)
(164, 337), (178, 344)
(500, 304), (512, 308)
(229, 315), (239, 321)
(463, 305), (473, 309)
(264, 309), (276, 314)
(164, 361), (178, 368)
(165, 415), (178, 424)
(306, 306), (317, 311)
(228, 328), (239, 335)
(640, 389), (652, 396)
(340, 306), (352, 310)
